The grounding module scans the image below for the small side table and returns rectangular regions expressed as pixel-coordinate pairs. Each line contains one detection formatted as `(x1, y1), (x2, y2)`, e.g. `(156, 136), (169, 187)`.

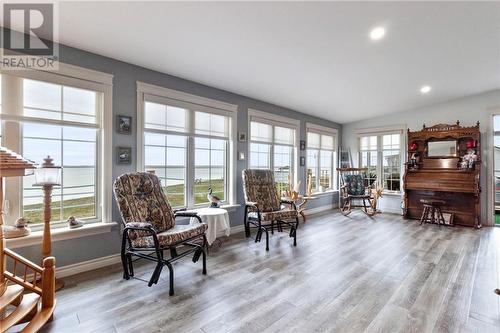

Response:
(188, 207), (230, 246)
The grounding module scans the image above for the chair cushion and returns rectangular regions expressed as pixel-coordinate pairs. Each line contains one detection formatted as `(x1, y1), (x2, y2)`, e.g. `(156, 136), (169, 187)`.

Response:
(114, 172), (175, 232)
(248, 209), (298, 222)
(344, 174), (366, 196)
(131, 223), (208, 248)
(242, 169), (281, 212)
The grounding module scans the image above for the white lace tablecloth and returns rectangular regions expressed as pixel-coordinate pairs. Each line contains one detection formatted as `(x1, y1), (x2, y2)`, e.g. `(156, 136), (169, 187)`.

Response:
(188, 208), (230, 245)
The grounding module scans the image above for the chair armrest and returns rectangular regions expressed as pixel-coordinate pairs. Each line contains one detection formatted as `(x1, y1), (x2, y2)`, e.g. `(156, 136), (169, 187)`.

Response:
(173, 207), (187, 214)
(281, 199), (297, 210)
(123, 222), (157, 240)
(175, 212), (202, 224)
(245, 201), (260, 213)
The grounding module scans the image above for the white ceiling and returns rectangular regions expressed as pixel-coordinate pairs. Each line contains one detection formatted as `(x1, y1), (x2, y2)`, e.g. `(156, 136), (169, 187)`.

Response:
(13, 2), (500, 123)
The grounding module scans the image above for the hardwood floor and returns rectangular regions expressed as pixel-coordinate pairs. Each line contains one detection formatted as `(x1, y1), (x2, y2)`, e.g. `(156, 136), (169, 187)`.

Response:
(37, 211), (499, 333)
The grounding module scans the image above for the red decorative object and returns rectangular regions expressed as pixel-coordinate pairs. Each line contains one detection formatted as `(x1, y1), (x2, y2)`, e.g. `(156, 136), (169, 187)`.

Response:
(409, 142), (418, 151)
(466, 140), (476, 149)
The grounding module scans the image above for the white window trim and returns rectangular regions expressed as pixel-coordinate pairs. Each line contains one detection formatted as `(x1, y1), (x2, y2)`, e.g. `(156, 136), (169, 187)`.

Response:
(306, 122), (339, 194)
(247, 109), (300, 186)
(0, 62), (113, 229)
(356, 124), (407, 194)
(136, 81), (238, 208)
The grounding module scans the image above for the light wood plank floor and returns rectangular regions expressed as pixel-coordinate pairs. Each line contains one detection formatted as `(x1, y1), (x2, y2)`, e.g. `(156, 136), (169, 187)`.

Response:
(38, 211), (499, 333)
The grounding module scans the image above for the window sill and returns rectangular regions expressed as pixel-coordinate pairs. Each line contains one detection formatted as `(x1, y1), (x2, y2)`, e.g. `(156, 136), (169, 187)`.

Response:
(5, 222), (117, 250)
(219, 204), (240, 212)
(310, 190), (339, 197)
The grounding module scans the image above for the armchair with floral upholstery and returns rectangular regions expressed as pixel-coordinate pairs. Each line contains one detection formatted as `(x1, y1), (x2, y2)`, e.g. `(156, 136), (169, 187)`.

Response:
(114, 172), (208, 296)
(242, 169), (299, 251)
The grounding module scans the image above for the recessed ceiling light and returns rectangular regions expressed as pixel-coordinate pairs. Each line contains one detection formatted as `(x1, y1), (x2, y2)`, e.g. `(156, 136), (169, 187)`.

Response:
(370, 27), (386, 40)
(420, 85), (432, 94)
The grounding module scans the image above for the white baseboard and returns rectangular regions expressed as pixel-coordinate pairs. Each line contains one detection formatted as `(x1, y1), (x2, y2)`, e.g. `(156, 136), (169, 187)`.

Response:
(228, 224), (245, 235)
(56, 253), (121, 278)
(305, 203), (338, 215)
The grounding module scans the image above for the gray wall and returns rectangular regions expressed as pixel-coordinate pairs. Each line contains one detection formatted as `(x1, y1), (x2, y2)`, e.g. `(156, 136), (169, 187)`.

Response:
(342, 89), (500, 226)
(13, 41), (341, 267)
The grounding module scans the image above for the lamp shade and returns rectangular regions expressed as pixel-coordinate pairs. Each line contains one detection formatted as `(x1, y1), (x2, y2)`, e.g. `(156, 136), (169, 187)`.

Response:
(33, 156), (61, 186)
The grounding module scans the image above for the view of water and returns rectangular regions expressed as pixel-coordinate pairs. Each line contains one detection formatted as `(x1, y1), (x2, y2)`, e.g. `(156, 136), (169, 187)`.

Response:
(23, 167), (95, 205)
(21, 165), (291, 206)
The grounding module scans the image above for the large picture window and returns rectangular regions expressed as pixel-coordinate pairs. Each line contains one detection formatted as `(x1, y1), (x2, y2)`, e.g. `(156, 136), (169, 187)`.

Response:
(359, 132), (403, 192)
(0, 67), (112, 227)
(22, 80), (98, 223)
(248, 111), (298, 193)
(139, 84), (235, 208)
(306, 124), (338, 193)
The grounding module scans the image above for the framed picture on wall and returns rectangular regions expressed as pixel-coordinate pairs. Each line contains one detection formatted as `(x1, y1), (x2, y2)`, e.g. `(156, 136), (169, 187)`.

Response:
(238, 132), (247, 142)
(117, 115), (132, 134)
(300, 140), (306, 151)
(117, 147), (132, 164)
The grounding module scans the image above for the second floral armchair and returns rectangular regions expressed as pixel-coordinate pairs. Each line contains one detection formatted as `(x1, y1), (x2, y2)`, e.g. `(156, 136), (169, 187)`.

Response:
(242, 169), (299, 251)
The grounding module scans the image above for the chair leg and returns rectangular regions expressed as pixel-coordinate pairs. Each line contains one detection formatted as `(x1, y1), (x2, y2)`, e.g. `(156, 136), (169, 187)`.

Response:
(148, 262), (163, 287)
(419, 206), (425, 225)
(127, 254), (134, 277)
(165, 262), (174, 296)
(420, 206), (429, 225)
(263, 227), (269, 251)
(121, 233), (130, 280)
(192, 247), (202, 263)
(170, 247), (178, 258)
(202, 235), (207, 275)
(271, 221), (274, 234)
(255, 228), (262, 243)
(293, 217), (299, 246)
(430, 207), (436, 225)
(244, 208), (250, 238)
(148, 248), (164, 287)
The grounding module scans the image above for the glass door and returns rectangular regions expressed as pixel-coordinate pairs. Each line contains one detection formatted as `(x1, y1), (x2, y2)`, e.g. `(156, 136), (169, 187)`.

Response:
(493, 115), (500, 225)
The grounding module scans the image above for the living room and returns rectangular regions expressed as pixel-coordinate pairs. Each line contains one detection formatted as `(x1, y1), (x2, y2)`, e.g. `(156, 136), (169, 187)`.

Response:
(0, 1), (499, 332)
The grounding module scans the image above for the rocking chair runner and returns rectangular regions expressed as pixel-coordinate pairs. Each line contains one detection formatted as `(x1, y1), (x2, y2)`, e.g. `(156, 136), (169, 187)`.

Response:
(337, 168), (376, 216)
(114, 172), (208, 296)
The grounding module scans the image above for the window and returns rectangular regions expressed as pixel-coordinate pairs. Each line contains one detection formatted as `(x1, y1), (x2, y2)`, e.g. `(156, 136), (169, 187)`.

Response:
(306, 124), (338, 193)
(21, 80), (98, 223)
(144, 101), (188, 206)
(359, 132), (403, 192)
(360, 136), (378, 186)
(248, 110), (298, 193)
(138, 83), (235, 208)
(0, 66), (112, 227)
(382, 134), (401, 192)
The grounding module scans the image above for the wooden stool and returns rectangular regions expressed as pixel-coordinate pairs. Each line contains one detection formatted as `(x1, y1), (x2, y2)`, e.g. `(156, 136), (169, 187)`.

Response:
(420, 199), (446, 227)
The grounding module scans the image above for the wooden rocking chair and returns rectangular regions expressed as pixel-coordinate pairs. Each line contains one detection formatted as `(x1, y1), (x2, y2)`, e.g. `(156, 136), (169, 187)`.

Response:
(337, 168), (376, 216)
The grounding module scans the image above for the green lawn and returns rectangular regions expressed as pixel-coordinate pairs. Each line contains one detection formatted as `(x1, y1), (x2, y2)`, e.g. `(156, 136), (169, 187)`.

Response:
(23, 179), (225, 224)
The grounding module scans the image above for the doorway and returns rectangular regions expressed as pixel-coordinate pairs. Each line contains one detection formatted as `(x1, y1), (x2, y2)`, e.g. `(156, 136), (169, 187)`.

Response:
(493, 115), (500, 225)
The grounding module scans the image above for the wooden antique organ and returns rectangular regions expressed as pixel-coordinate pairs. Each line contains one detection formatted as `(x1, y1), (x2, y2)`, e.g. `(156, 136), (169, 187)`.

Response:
(403, 121), (481, 228)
